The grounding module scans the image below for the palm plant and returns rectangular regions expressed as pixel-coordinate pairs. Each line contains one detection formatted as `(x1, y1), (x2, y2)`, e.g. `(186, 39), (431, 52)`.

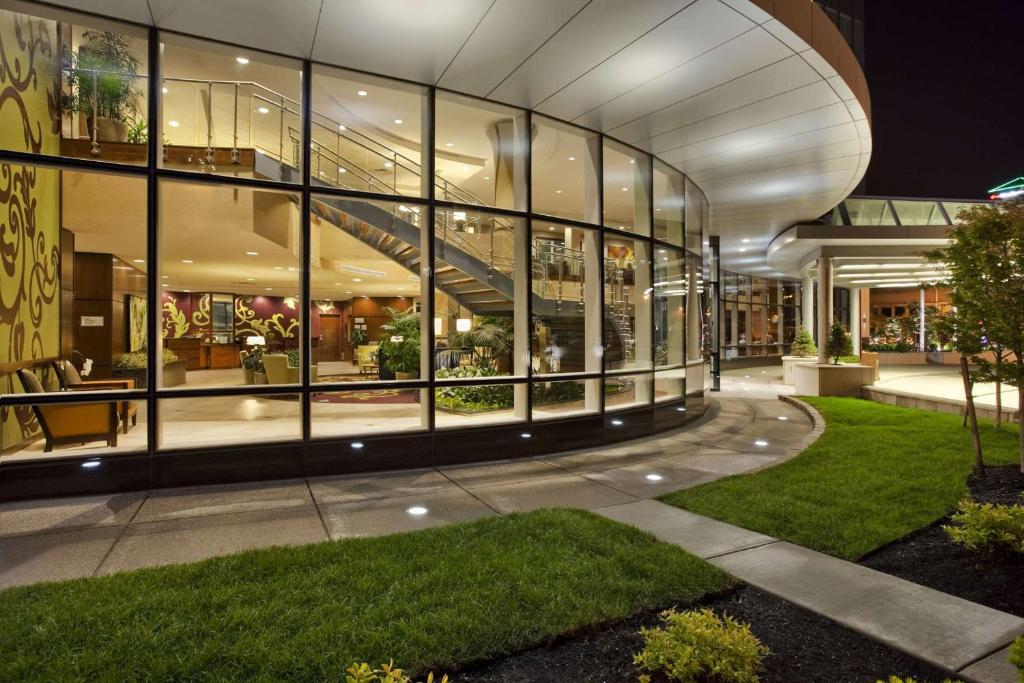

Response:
(63, 31), (142, 140)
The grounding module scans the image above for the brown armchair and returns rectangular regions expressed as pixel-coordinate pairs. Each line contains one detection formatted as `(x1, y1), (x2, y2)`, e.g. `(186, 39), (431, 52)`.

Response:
(16, 369), (119, 452)
(52, 361), (137, 434)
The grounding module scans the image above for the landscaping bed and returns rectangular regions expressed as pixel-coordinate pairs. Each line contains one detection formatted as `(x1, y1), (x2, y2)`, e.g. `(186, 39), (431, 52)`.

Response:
(456, 586), (949, 683)
(861, 464), (1024, 617)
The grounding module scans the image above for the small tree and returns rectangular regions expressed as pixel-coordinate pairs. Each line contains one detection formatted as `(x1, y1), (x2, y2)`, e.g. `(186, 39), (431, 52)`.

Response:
(826, 320), (852, 365)
(928, 198), (1024, 471)
(791, 326), (817, 358)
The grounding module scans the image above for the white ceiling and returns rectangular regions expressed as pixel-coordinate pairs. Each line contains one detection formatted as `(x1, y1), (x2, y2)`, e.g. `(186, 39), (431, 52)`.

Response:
(41, 0), (871, 277)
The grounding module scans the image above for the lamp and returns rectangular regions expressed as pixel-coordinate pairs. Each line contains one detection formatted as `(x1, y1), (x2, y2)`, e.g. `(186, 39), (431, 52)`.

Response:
(247, 335), (266, 347)
(456, 318), (472, 333)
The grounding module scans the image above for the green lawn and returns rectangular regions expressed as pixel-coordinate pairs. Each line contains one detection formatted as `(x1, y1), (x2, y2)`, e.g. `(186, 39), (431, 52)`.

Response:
(661, 397), (1021, 560)
(0, 509), (732, 682)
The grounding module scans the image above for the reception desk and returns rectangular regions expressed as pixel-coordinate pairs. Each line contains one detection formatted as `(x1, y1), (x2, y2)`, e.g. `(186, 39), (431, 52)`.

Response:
(164, 338), (202, 370)
(203, 343), (242, 369)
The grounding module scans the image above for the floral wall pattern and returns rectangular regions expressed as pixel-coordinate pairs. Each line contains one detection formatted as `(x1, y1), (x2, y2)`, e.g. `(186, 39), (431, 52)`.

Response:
(0, 9), (60, 449)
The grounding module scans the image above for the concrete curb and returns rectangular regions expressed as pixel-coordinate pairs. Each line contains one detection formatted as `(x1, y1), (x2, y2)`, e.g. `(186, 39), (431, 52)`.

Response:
(777, 394), (826, 459)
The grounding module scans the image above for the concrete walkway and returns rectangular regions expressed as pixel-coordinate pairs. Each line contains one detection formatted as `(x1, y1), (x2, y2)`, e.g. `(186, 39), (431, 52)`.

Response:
(599, 499), (1022, 683)
(0, 389), (814, 587)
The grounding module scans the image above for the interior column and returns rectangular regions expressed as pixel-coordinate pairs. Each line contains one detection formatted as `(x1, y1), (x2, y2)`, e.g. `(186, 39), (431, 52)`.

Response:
(919, 286), (926, 351)
(583, 229), (602, 411)
(816, 257), (833, 364)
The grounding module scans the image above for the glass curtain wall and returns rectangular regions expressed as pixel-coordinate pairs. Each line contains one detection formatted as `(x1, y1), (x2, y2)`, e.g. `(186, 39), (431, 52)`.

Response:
(0, 3), (700, 466)
(719, 268), (801, 360)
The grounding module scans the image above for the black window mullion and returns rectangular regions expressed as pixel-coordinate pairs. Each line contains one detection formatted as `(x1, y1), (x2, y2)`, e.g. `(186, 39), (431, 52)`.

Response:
(524, 110), (534, 426)
(145, 26), (160, 468)
(425, 87), (437, 432)
(300, 59), (313, 442)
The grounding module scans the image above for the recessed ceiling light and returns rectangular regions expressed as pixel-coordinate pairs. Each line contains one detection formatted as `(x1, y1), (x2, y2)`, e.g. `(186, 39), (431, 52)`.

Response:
(81, 460), (101, 469)
(265, 287), (273, 291)
(548, 226), (555, 231)
(520, 432), (531, 439)
(181, 259), (193, 264)
(777, 416), (789, 421)
(555, 189), (563, 194)
(236, 56), (249, 64)
(338, 124), (346, 131)
(168, 120), (180, 128)
(397, 286), (405, 291)
(161, 86), (168, 94)
(739, 247), (747, 252)
(353, 278), (362, 282)
(357, 90), (367, 96)
(621, 187), (628, 192)
(483, 176), (490, 180)
(345, 290), (352, 294)
(133, 259), (144, 263)
(407, 506), (428, 516)
(338, 168), (347, 174)
(445, 142), (453, 147)
(742, 238), (751, 243)
(351, 441), (364, 449)
(161, 283), (167, 287)
(384, 162), (393, 168)
(611, 419), (623, 426)
(394, 118), (403, 124)
(568, 156), (575, 161)
(162, 275), (168, 279)
(273, 266), (283, 270)
(183, 289), (191, 292)
(257, 106), (269, 114)
(246, 251), (259, 256)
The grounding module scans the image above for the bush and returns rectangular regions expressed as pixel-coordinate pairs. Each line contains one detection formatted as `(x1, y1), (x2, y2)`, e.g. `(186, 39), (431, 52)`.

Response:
(790, 326), (817, 358)
(344, 661), (447, 683)
(943, 499), (1024, 554)
(532, 380), (586, 406)
(1010, 636), (1024, 682)
(826, 320), (852, 365)
(116, 348), (179, 368)
(434, 366), (514, 412)
(838, 355), (861, 365)
(634, 608), (768, 683)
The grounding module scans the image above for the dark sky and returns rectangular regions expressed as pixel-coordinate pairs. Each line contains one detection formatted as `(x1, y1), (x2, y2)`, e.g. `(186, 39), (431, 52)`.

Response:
(863, 0), (1024, 199)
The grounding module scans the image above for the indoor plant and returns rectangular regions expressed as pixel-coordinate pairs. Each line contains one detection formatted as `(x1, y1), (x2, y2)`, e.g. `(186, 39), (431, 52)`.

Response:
(378, 307), (420, 380)
(62, 30), (142, 143)
(351, 327), (368, 365)
(243, 349), (266, 384)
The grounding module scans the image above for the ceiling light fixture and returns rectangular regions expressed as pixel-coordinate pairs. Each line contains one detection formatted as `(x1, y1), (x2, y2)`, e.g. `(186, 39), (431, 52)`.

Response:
(246, 251), (259, 256)
(338, 124), (346, 131)
(168, 120), (180, 128)
(353, 278), (362, 282)
(257, 106), (269, 114)
(445, 142), (453, 147)
(161, 86), (168, 94)
(236, 56), (249, 64)
(133, 259), (144, 263)
(568, 156), (575, 161)
(181, 259), (193, 264)
(265, 287), (273, 291)
(357, 90), (367, 96)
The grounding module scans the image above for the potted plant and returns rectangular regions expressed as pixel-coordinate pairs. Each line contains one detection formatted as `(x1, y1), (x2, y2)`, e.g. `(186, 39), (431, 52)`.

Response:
(62, 30), (142, 143)
(243, 349), (266, 384)
(351, 327), (368, 365)
(790, 326), (817, 358)
(378, 307), (420, 380)
(113, 348), (184, 388)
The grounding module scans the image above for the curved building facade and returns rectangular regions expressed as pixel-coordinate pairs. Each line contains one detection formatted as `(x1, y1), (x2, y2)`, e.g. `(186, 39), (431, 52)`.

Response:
(0, 0), (870, 500)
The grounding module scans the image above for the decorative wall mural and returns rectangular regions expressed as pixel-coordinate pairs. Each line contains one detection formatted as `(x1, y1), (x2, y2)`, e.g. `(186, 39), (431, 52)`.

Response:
(127, 294), (146, 351)
(234, 295), (299, 341)
(161, 295), (189, 338)
(191, 293), (211, 330)
(0, 9), (60, 450)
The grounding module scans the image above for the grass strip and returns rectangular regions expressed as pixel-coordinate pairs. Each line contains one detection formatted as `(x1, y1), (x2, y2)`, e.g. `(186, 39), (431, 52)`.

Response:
(0, 508), (732, 681)
(661, 397), (1021, 560)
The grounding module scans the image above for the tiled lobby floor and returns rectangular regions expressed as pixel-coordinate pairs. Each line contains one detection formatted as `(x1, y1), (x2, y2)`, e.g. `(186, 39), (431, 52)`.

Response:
(0, 385), (817, 589)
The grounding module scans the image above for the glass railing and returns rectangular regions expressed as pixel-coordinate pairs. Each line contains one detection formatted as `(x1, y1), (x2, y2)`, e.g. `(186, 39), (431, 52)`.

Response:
(822, 196), (990, 227)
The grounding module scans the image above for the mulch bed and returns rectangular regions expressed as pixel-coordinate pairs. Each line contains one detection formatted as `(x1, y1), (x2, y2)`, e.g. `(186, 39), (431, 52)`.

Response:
(453, 586), (948, 682)
(860, 464), (1024, 617)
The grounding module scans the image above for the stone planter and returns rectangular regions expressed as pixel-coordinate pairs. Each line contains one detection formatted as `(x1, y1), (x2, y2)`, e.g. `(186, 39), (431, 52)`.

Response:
(872, 351), (928, 365)
(95, 117), (129, 143)
(112, 360), (186, 388)
(254, 371), (268, 385)
(794, 363), (875, 397)
(243, 366), (255, 385)
(395, 371), (418, 381)
(782, 355), (817, 385)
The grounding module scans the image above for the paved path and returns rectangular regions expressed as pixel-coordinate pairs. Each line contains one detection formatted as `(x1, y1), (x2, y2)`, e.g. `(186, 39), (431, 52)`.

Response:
(0, 389), (814, 587)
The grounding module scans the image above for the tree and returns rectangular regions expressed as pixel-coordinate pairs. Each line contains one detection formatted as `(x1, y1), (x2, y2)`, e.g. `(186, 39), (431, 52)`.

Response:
(825, 320), (852, 365)
(790, 326), (817, 358)
(928, 198), (1024, 471)
(932, 310), (985, 475)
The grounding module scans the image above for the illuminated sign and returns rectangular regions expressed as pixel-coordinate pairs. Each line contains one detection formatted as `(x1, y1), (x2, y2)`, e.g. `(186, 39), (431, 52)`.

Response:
(988, 177), (1024, 200)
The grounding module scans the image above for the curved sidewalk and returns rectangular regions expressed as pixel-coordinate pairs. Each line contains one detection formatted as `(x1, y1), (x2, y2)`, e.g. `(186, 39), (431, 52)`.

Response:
(0, 391), (813, 588)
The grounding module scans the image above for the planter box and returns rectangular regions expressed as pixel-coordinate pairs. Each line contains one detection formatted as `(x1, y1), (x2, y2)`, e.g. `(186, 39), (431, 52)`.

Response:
(782, 355), (817, 385)
(794, 363), (875, 397)
(868, 351), (928, 365)
(112, 360), (187, 389)
(926, 350), (998, 366)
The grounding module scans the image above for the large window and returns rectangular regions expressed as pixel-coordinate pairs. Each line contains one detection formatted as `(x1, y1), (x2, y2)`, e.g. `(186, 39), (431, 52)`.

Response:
(0, 5), (702, 469)
(719, 267), (802, 360)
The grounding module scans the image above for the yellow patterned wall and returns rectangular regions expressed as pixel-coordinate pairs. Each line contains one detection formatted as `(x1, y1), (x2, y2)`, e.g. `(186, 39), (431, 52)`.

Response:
(0, 9), (61, 450)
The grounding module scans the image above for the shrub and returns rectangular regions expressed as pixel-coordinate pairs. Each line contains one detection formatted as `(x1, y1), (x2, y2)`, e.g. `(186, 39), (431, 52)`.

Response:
(838, 355), (861, 365)
(344, 661), (447, 683)
(634, 608), (768, 683)
(532, 380), (586, 406)
(790, 326), (817, 358)
(116, 348), (179, 368)
(943, 499), (1024, 554)
(825, 320), (853, 365)
(434, 366), (514, 412)
(1009, 636), (1024, 682)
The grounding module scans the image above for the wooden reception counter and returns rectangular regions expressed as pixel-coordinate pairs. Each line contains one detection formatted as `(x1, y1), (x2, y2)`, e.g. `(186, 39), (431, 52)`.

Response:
(164, 338), (240, 370)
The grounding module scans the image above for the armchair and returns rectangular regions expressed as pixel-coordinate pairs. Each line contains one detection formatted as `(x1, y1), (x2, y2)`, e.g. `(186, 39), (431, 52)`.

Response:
(16, 369), (118, 452)
(262, 354), (299, 384)
(52, 360), (137, 434)
(357, 345), (379, 377)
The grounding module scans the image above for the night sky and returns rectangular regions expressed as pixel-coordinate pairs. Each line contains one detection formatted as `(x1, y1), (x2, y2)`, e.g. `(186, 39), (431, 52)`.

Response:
(863, 0), (1024, 199)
